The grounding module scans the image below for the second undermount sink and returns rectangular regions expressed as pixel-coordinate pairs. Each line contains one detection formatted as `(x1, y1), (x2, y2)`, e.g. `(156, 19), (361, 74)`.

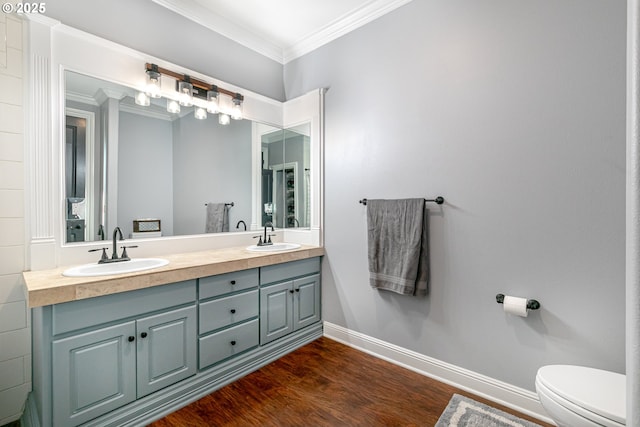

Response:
(246, 243), (301, 252)
(62, 258), (169, 277)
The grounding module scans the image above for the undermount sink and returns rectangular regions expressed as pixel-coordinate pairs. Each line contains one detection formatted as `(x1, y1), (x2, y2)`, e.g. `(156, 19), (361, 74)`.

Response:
(246, 243), (301, 252)
(62, 258), (169, 277)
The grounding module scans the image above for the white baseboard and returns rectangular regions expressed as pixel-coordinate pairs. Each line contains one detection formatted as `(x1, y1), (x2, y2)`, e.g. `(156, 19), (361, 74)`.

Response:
(322, 321), (555, 425)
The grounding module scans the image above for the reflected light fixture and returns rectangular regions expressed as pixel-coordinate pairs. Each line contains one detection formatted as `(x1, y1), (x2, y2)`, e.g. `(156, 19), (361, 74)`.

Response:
(135, 91), (150, 106)
(146, 63), (162, 98)
(218, 113), (230, 125)
(178, 76), (193, 106)
(167, 99), (180, 114)
(194, 106), (207, 120)
(144, 63), (244, 123)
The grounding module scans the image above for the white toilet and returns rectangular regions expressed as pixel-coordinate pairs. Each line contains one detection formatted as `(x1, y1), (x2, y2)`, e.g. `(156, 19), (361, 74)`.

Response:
(535, 365), (626, 427)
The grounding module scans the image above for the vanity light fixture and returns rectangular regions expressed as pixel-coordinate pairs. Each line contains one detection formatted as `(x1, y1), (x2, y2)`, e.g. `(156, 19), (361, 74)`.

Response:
(144, 63), (244, 122)
(145, 64), (162, 98)
(178, 76), (194, 107)
(231, 93), (243, 120)
(134, 91), (150, 106)
(194, 106), (207, 120)
(207, 87), (219, 113)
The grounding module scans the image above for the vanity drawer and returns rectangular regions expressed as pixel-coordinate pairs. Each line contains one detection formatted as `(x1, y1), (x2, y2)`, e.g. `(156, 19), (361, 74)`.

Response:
(199, 268), (258, 299)
(52, 280), (196, 335)
(199, 319), (259, 369)
(260, 257), (320, 286)
(199, 290), (258, 334)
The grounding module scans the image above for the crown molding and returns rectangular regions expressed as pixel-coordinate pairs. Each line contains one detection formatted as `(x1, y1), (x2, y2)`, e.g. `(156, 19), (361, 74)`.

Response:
(152, 0), (414, 65)
(150, 0), (284, 63)
(284, 0), (414, 63)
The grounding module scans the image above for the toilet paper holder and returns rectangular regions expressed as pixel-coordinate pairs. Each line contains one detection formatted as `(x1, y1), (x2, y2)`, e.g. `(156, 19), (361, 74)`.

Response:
(496, 294), (540, 310)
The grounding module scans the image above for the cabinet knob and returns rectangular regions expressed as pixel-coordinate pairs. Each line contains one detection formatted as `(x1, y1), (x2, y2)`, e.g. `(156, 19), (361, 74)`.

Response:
(295, 288), (300, 292)
(128, 336), (135, 342)
(230, 340), (236, 346)
(230, 280), (236, 285)
(140, 332), (148, 338)
(289, 290), (295, 294)
(230, 309), (236, 314)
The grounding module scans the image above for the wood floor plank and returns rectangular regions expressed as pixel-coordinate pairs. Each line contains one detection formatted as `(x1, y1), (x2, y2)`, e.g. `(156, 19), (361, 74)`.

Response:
(149, 337), (553, 427)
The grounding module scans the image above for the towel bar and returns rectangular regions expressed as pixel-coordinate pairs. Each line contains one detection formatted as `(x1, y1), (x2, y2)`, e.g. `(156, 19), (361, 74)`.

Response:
(358, 197), (444, 206)
(204, 202), (235, 207)
(496, 294), (540, 310)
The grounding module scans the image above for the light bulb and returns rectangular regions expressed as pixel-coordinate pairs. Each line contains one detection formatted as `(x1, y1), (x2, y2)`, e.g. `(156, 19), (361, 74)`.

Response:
(218, 113), (230, 125)
(135, 91), (150, 106)
(231, 96), (243, 120)
(178, 81), (193, 106)
(194, 107), (207, 120)
(146, 69), (161, 98)
(207, 89), (219, 113)
(167, 99), (180, 114)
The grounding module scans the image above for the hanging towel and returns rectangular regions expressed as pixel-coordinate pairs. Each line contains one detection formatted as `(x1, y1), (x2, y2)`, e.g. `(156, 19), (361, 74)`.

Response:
(367, 198), (429, 296)
(205, 203), (230, 233)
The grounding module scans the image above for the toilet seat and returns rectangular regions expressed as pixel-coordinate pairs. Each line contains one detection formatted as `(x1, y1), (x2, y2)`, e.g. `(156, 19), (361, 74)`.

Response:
(535, 365), (625, 426)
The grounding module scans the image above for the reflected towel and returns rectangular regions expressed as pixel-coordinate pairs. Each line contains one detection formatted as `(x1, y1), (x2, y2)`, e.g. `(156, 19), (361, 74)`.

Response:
(367, 198), (429, 296)
(205, 203), (230, 233)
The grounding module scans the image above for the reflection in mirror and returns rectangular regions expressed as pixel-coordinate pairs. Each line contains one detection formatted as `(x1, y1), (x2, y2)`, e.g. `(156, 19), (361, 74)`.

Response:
(63, 70), (269, 243)
(261, 124), (311, 228)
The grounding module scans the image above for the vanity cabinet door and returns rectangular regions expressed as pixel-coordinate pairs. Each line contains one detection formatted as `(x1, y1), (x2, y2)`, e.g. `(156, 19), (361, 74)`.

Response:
(260, 281), (294, 344)
(293, 274), (320, 331)
(136, 305), (197, 398)
(52, 321), (136, 427)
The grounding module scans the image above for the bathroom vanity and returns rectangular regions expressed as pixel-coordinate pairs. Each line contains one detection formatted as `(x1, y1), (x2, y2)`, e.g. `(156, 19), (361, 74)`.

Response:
(23, 246), (323, 427)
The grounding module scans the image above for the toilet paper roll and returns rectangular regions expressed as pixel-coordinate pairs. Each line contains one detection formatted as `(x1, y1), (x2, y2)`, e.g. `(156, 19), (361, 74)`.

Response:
(503, 295), (529, 317)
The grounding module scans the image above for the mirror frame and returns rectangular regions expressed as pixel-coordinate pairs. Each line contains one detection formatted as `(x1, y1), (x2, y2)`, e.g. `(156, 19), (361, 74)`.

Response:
(25, 17), (323, 269)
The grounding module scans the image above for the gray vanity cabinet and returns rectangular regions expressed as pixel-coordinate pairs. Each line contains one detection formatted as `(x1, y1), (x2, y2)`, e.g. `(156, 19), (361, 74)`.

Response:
(52, 322), (137, 426)
(29, 259), (322, 427)
(43, 280), (197, 427)
(260, 258), (321, 345)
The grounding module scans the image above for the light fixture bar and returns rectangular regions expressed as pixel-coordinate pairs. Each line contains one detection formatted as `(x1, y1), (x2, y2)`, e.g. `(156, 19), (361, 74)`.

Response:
(145, 63), (244, 101)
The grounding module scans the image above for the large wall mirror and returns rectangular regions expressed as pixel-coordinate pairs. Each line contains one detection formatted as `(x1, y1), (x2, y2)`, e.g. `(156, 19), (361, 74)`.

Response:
(63, 70), (311, 244)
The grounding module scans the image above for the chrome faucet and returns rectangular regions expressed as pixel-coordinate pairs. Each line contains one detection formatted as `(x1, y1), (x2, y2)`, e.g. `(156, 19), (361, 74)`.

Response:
(253, 222), (275, 246)
(263, 222), (274, 245)
(89, 226), (136, 263)
(112, 227), (124, 260)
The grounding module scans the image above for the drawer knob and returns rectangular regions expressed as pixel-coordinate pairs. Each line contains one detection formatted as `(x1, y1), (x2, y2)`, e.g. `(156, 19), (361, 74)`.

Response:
(230, 309), (236, 314)
(128, 336), (135, 342)
(230, 340), (237, 346)
(230, 280), (236, 285)
(141, 332), (148, 338)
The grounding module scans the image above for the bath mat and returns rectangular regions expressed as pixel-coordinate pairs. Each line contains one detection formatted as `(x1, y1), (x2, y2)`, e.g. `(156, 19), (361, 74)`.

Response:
(435, 394), (543, 427)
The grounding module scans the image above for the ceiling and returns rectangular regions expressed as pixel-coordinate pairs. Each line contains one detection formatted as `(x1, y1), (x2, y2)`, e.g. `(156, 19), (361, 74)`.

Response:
(151, 0), (413, 64)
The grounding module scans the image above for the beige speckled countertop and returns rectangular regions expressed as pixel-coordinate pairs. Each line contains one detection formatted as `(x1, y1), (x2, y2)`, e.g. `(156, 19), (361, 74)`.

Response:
(23, 245), (324, 308)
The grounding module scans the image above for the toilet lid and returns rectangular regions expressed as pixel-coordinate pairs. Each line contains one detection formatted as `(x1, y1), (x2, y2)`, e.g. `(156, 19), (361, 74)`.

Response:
(536, 365), (625, 425)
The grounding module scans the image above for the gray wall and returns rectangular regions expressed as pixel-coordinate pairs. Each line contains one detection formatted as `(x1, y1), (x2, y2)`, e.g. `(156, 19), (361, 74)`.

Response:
(43, 0), (285, 101)
(118, 112), (174, 238)
(285, 0), (627, 390)
(172, 115), (252, 235)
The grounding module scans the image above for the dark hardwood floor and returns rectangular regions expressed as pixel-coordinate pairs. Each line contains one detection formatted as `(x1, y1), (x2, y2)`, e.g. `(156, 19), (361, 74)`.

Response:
(149, 337), (553, 427)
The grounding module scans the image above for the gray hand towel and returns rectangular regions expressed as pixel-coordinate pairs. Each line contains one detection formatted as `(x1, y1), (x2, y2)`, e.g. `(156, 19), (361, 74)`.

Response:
(205, 203), (230, 233)
(367, 198), (429, 296)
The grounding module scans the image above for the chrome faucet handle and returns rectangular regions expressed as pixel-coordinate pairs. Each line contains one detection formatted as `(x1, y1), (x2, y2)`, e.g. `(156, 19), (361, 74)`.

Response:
(120, 245), (138, 260)
(89, 247), (109, 262)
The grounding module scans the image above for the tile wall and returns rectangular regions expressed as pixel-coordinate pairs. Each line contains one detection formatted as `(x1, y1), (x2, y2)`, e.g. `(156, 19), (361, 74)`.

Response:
(0, 12), (30, 425)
